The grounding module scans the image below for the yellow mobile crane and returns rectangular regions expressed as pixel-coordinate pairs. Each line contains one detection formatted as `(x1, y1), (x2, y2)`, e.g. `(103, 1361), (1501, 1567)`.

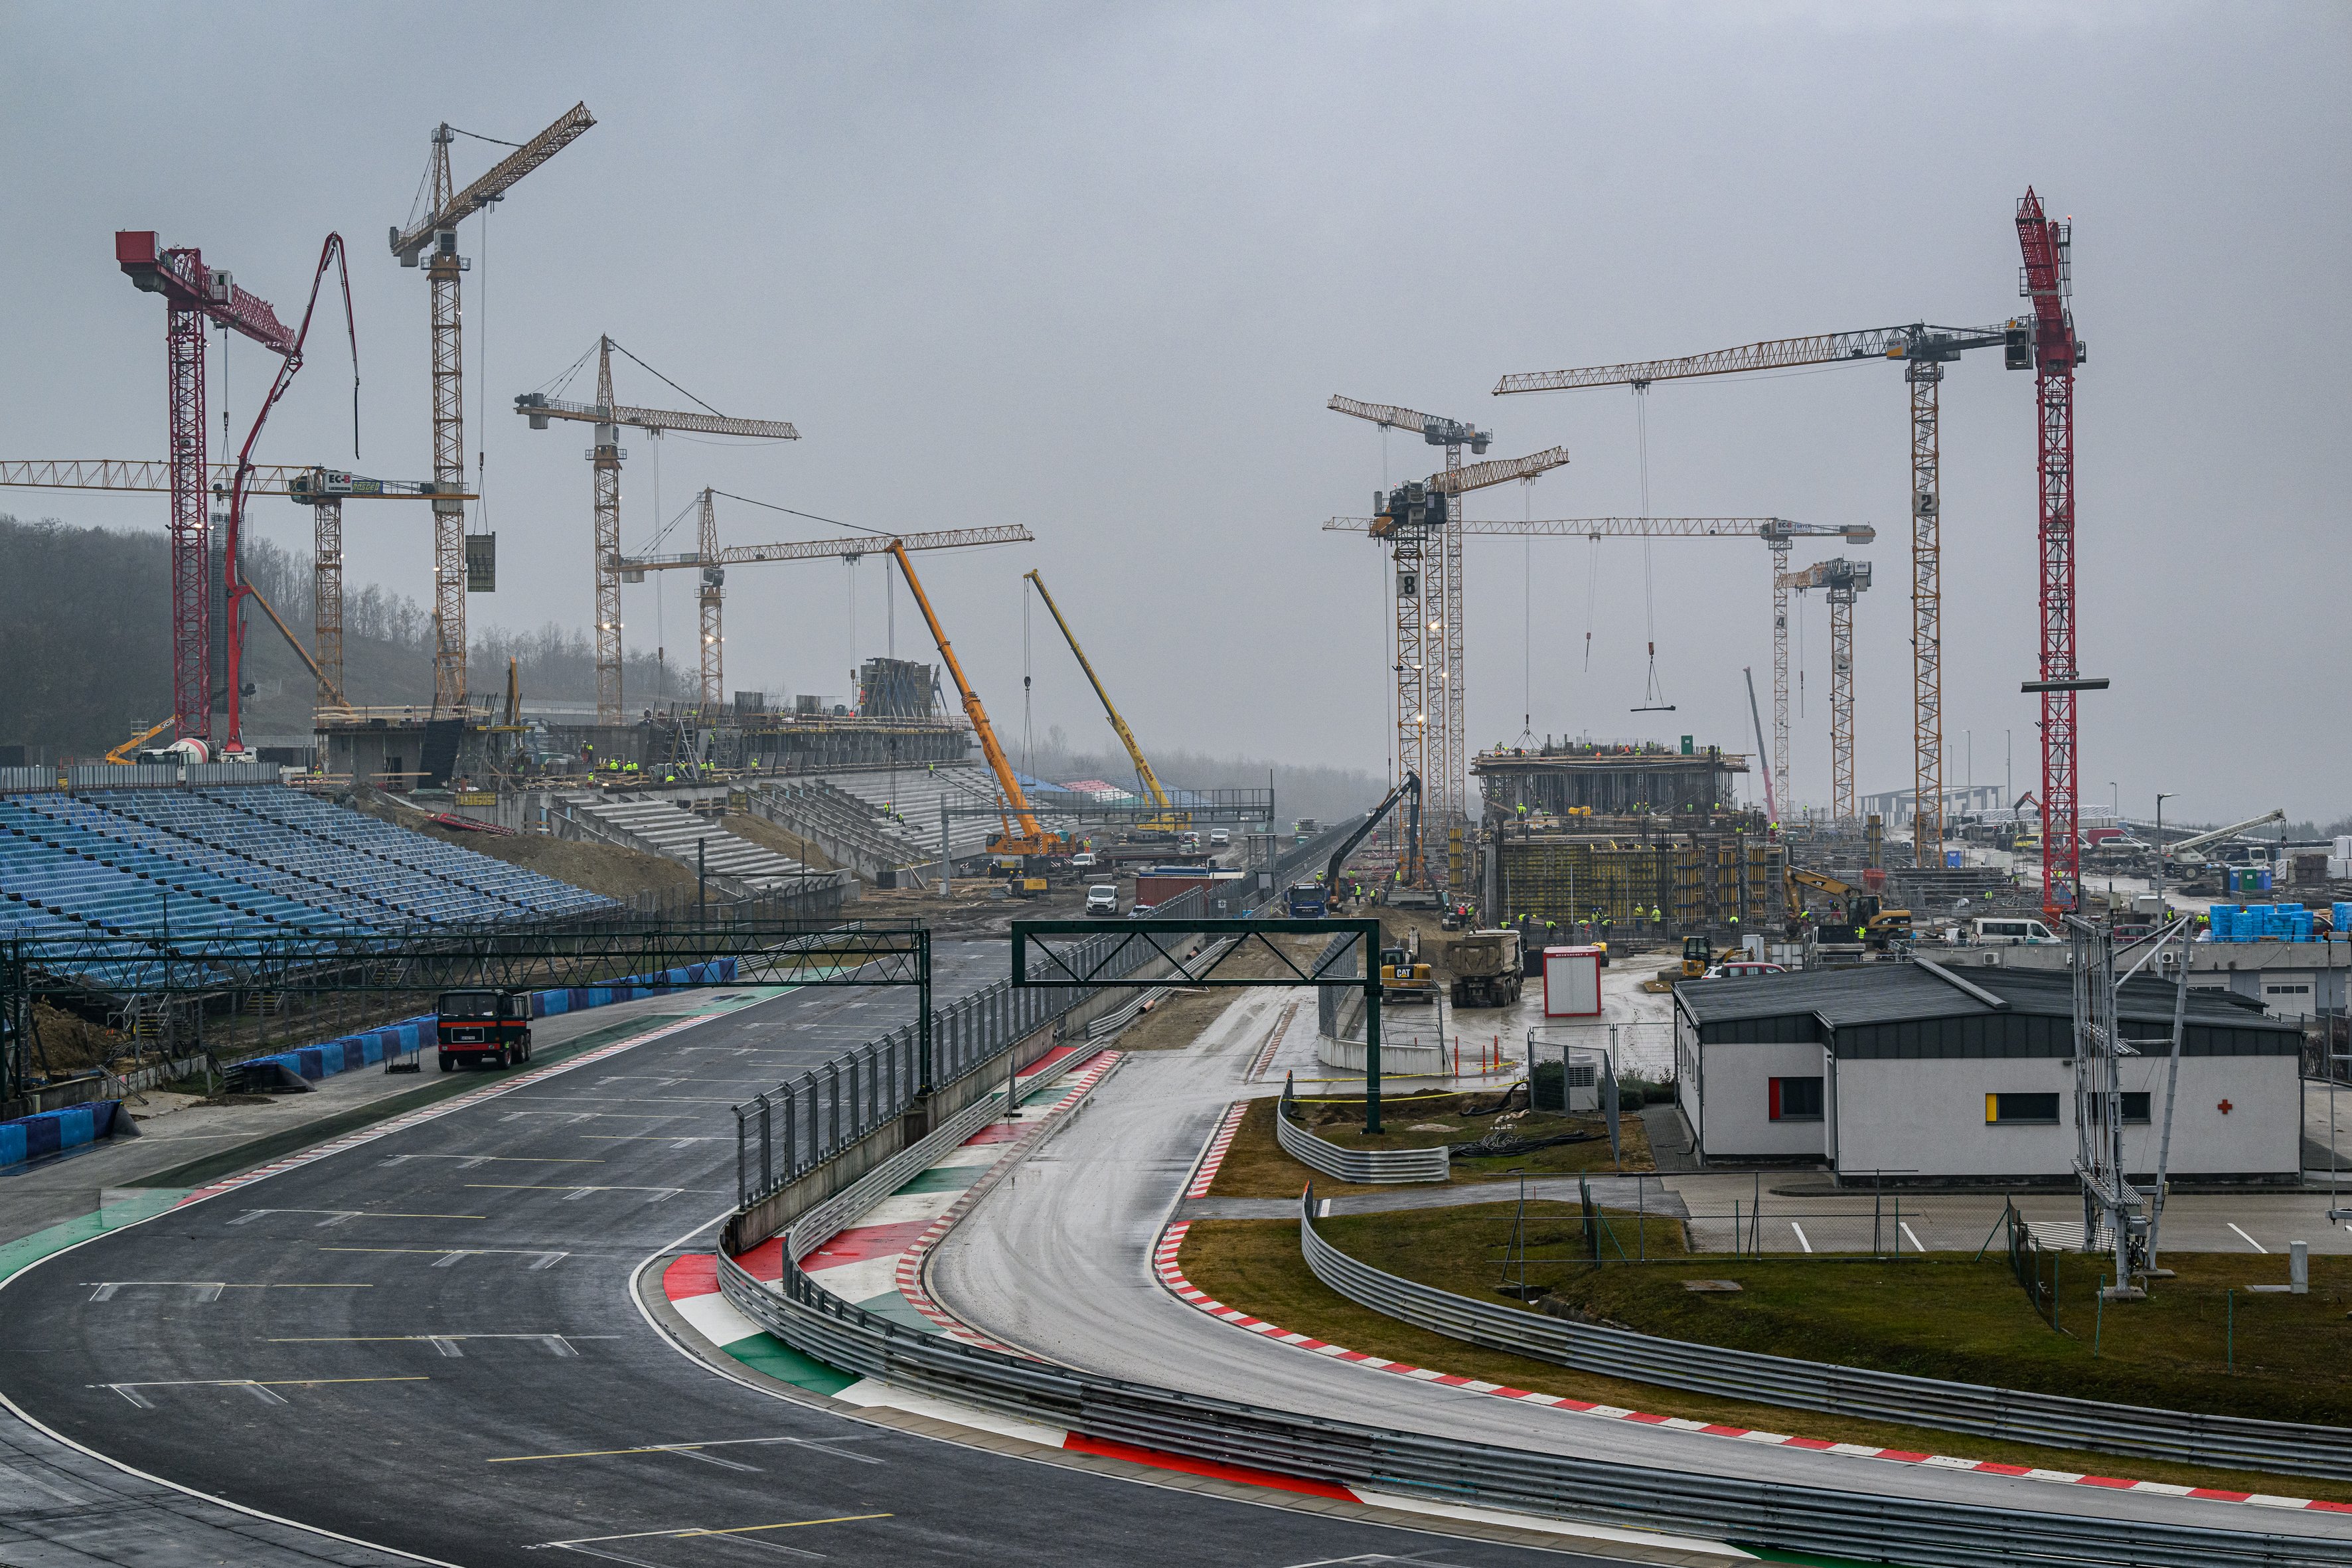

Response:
(1022, 570), (1185, 837)
(888, 541), (1067, 862)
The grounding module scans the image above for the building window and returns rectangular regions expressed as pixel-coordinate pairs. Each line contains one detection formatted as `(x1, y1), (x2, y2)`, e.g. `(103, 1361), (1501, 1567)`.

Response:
(2264, 983), (2310, 996)
(1986, 1092), (2060, 1124)
(2120, 1091), (2150, 1124)
(1769, 1075), (1823, 1122)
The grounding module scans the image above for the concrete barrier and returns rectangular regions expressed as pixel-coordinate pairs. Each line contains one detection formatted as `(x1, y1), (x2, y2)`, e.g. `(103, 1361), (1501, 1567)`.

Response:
(0, 1099), (137, 1172)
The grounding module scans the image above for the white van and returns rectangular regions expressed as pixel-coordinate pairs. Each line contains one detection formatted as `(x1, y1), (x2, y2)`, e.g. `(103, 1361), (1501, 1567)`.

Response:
(1972, 917), (2058, 945)
(1085, 884), (1119, 917)
(1209, 828), (1230, 848)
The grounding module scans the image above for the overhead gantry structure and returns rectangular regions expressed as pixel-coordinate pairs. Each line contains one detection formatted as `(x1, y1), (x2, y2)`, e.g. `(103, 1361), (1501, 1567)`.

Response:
(1324, 514), (1869, 813)
(516, 337), (798, 724)
(1494, 320), (2003, 866)
(611, 489), (1030, 711)
(391, 102), (595, 715)
(1776, 557), (1872, 824)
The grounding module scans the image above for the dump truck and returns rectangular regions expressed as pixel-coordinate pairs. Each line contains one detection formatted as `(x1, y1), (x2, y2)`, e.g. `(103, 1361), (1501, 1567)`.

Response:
(1446, 929), (1524, 1008)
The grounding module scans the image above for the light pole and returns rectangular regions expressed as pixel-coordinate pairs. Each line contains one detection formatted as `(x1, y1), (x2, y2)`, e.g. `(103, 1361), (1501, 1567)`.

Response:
(2155, 793), (2173, 915)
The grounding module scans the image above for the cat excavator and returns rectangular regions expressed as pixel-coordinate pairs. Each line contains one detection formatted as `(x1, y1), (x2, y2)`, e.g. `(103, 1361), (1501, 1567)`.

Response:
(1786, 866), (1913, 949)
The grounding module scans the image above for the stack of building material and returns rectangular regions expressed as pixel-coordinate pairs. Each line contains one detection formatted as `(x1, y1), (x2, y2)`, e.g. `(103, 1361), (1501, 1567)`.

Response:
(2204, 902), (2338, 943)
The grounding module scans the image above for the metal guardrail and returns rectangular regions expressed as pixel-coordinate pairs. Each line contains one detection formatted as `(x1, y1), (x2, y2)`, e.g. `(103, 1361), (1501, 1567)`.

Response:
(1297, 1190), (2352, 1482)
(732, 888), (1211, 1206)
(714, 1223), (2351, 1568)
(1273, 1074), (1447, 1184)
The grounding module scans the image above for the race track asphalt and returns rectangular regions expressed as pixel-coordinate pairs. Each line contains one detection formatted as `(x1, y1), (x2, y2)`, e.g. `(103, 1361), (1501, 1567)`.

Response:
(0, 944), (1596, 1567)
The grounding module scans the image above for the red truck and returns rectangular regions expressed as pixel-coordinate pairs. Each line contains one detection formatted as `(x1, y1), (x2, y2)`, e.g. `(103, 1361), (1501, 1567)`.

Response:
(436, 989), (535, 1071)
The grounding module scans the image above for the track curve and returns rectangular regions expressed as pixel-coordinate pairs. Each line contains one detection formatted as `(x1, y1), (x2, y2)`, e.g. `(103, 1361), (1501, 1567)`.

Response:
(922, 985), (2352, 1547)
(0, 947), (1595, 1566)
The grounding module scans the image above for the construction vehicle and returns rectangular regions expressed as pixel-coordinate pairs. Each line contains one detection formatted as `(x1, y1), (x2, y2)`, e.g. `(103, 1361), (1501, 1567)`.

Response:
(1293, 773), (1422, 916)
(888, 540), (1065, 861)
(1379, 930), (1439, 1004)
(1785, 866), (1913, 948)
(1680, 934), (1713, 979)
(2157, 809), (2285, 866)
(1446, 929), (1523, 1008)
(436, 988), (534, 1071)
(104, 721), (171, 766)
(1024, 570), (1184, 836)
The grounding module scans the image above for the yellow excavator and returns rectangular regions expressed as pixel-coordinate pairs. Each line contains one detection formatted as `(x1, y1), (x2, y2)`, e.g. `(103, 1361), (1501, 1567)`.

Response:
(1022, 570), (1186, 836)
(888, 541), (1066, 862)
(1786, 866), (1913, 948)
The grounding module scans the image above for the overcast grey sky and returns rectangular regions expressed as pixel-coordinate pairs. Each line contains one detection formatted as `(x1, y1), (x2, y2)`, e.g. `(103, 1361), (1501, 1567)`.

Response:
(3, 2), (2344, 823)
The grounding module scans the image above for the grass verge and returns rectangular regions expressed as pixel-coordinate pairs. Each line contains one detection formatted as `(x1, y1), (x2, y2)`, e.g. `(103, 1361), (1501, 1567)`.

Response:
(1177, 1206), (2352, 1501)
(1205, 1095), (1652, 1198)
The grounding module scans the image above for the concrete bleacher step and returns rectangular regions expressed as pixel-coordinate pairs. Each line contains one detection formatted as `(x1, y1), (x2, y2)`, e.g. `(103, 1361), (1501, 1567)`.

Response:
(575, 797), (837, 892)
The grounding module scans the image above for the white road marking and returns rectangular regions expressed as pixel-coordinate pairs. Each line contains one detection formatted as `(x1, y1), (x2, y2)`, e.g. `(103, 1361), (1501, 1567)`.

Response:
(2228, 1222), (2268, 1254)
(1790, 1222), (1813, 1254)
(1900, 1222), (1924, 1253)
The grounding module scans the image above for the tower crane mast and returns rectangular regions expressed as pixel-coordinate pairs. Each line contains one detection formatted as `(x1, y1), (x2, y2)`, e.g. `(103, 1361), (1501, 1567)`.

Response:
(515, 337), (797, 723)
(1777, 558), (1872, 823)
(1497, 320), (2002, 865)
(2013, 187), (2092, 921)
(394, 103), (594, 716)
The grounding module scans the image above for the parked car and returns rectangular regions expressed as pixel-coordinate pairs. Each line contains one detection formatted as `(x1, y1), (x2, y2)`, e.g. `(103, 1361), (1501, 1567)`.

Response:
(1208, 828), (1229, 848)
(1703, 961), (1788, 980)
(1069, 851), (1099, 870)
(1085, 884), (1119, 916)
(1972, 917), (2059, 945)
(1128, 902), (1156, 919)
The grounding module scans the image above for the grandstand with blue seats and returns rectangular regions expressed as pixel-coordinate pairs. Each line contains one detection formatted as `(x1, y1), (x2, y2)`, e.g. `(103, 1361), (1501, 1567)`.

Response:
(0, 787), (613, 969)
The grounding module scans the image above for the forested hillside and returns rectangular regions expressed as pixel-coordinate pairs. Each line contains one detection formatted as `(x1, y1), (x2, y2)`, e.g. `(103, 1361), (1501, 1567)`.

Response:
(0, 515), (684, 758)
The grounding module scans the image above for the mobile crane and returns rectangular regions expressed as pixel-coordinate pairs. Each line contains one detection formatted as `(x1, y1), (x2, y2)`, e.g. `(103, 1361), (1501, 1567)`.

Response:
(1022, 570), (1184, 837)
(888, 541), (1066, 862)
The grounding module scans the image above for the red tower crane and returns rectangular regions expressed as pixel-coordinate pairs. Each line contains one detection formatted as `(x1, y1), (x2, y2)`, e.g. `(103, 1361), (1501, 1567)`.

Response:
(116, 233), (298, 746)
(118, 232), (355, 753)
(2011, 187), (2097, 921)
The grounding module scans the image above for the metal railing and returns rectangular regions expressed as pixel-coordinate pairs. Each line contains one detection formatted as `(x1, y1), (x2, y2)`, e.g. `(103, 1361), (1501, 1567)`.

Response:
(1298, 1189), (2352, 1482)
(731, 888), (1208, 1206)
(714, 1218), (2351, 1567)
(1273, 1073), (1448, 1184)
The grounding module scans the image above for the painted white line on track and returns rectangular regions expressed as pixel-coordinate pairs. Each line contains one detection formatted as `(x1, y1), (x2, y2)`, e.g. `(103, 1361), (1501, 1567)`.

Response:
(1900, 1222), (1924, 1253)
(1789, 1221), (1813, 1254)
(2228, 1222), (2268, 1254)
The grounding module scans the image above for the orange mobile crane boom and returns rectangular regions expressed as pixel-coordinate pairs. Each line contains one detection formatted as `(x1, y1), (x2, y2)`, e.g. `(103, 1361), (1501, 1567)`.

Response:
(886, 540), (1063, 860)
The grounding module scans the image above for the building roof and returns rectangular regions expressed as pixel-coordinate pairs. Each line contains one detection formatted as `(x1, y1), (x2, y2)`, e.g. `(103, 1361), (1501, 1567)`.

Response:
(1676, 959), (2296, 1059)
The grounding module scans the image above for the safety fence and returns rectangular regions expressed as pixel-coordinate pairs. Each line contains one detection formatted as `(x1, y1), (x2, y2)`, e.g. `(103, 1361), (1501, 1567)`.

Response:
(1273, 1072), (1448, 1184)
(714, 1223), (2351, 1567)
(1298, 1187), (2352, 1482)
(731, 888), (1207, 1207)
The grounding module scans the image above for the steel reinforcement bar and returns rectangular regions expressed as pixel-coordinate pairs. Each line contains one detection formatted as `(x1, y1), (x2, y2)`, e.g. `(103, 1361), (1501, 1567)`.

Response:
(716, 1222), (2351, 1568)
(1273, 1073), (1448, 1184)
(1296, 1191), (2352, 1482)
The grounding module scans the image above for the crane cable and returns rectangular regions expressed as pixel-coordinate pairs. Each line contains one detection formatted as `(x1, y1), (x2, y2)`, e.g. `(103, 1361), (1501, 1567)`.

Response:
(1020, 578), (1036, 777)
(1632, 386), (1674, 712)
(1518, 477), (1535, 746)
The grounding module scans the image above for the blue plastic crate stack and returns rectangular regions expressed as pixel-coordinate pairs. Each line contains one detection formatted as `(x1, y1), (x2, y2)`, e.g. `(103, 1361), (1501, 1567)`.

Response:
(0, 785), (615, 989)
(2202, 901), (2349, 943)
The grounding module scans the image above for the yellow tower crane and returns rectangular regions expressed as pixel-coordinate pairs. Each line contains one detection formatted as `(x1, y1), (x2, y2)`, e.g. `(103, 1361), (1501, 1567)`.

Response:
(888, 542), (1064, 861)
(1021, 570), (1185, 837)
